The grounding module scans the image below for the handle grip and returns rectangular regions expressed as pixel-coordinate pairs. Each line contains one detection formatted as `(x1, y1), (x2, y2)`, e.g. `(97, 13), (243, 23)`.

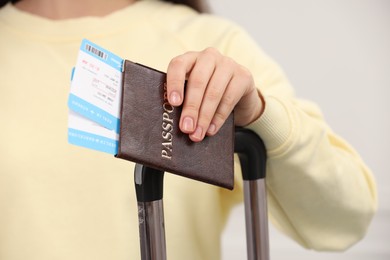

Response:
(234, 127), (267, 180)
(134, 164), (165, 202)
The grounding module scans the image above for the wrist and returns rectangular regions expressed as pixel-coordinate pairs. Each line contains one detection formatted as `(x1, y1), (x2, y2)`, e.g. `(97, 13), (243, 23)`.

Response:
(255, 88), (266, 119)
(245, 88), (266, 126)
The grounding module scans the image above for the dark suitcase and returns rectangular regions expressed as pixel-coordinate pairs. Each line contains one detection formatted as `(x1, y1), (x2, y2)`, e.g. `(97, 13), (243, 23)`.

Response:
(134, 128), (269, 260)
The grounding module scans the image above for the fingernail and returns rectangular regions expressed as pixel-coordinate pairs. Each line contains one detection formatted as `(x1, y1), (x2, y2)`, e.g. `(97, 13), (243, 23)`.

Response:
(207, 123), (216, 135)
(192, 126), (203, 140)
(183, 117), (194, 132)
(170, 91), (181, 106)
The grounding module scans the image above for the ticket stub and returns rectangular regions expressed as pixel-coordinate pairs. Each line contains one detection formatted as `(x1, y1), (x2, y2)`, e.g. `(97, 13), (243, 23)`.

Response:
(68, 110), (119, 154)
(67, 39), (123, 155)
(68, 39), (123, 133)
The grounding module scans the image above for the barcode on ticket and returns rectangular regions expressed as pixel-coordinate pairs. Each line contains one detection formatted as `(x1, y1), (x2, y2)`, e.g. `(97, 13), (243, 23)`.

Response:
(85, 44), (108, 60)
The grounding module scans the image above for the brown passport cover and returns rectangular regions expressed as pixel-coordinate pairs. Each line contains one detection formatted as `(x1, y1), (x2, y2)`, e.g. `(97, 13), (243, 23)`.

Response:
(116, 60), (234, 189)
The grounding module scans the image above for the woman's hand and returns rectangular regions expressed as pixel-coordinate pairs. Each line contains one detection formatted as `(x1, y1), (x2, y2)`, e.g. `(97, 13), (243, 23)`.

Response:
(166, 47), (264, 142)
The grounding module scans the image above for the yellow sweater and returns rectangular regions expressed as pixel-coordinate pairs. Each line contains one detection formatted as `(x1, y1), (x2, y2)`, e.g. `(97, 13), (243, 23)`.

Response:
(0, 1), (377, 259)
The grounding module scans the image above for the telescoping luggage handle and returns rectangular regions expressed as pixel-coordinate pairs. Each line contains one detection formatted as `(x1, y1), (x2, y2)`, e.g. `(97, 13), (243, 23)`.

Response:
(134, 128), (269, 260)
(234, 128), (269, 260)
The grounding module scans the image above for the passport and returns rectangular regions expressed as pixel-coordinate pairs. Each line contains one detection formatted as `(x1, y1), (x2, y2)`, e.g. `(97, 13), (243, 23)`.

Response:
(116, 60), (234, 189)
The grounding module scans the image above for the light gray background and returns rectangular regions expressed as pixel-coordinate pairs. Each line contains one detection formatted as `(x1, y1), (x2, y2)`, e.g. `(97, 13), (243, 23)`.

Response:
(208, 1), (390, 259)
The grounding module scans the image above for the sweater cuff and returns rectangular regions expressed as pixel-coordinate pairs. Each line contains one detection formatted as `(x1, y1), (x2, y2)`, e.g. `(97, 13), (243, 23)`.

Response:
(246, 96), (295, 154)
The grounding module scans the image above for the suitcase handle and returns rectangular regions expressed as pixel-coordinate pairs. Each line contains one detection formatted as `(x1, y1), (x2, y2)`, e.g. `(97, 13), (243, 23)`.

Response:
(235, 127), (269, 260)
(134, 164), (166, 260)
(134, 128), (269, 260)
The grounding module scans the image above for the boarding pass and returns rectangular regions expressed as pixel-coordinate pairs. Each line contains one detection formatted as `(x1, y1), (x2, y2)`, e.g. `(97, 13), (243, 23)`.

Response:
(68, 39), (123, 155)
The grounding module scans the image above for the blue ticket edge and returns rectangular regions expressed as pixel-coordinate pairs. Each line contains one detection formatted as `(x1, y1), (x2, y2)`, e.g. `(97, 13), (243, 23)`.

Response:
(68, 94), (120, 133)
(68, 127), (118, 155)
(68, 39), (124, 133)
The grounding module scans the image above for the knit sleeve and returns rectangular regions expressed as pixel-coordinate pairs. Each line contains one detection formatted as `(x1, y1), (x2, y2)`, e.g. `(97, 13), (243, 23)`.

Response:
(223, 25), (377, 251)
